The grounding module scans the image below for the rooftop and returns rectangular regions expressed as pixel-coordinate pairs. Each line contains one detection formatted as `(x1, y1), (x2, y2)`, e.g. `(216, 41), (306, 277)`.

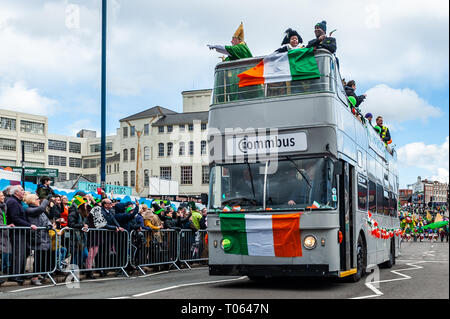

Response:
(152, 111), (209, 126)
(119, 106), (177, 122)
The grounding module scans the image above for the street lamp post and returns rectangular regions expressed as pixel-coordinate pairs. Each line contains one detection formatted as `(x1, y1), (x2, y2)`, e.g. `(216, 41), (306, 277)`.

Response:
(100, 0), (107, 191)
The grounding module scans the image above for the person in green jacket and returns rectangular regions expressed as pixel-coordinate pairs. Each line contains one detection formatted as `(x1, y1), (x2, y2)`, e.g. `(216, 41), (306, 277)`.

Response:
(207, 22), (253, 61)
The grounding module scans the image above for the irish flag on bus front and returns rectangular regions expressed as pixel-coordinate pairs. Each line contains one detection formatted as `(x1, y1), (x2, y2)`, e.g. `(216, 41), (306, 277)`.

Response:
(237, 47), (321, 88)
(219, 213), (302, 257)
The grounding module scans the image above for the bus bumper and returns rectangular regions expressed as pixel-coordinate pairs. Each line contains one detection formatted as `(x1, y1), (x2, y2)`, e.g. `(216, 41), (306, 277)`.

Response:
(209, 264), (342, 278)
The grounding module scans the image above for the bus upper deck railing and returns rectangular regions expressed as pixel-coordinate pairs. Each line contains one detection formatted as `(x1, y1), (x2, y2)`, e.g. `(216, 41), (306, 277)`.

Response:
(212, 53), (335, 105)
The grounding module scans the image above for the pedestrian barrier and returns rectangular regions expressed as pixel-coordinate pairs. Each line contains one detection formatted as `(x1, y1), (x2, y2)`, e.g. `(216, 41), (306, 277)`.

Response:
(1, 226), (209, 286)
(178, 229), (208, 269)
(57, 227), (130, 281)
(129, 229), (180, 274)
(0, 226), (58, 284)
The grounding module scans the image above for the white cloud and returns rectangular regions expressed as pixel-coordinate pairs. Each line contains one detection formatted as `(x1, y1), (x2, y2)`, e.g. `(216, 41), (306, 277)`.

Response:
(0, 81), (59, 116)
(362, 84), (442, 123)
(397, 136), (449, 183)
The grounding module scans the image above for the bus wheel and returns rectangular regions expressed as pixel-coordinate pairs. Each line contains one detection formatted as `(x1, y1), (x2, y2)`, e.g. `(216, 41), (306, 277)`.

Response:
(381, 239), (395, 269)
(350, 236), (367, 282)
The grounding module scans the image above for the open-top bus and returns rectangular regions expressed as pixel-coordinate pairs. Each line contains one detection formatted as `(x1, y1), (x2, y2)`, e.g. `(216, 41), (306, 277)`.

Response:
(206, 48), (400, 282)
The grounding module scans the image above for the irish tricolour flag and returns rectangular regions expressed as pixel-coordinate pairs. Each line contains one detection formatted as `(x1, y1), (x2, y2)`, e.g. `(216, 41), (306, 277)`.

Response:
(237, 47), (321, 88)
(220, 213), (302, 257)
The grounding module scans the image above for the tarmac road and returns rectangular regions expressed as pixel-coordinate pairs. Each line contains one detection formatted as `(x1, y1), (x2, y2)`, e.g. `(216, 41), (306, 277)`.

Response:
(0, 240), (447, 300)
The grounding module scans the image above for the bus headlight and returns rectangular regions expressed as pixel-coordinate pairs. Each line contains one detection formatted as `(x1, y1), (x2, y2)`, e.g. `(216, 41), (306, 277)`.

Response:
(303, 235), (317, 249)
(221, 238), (232, 251)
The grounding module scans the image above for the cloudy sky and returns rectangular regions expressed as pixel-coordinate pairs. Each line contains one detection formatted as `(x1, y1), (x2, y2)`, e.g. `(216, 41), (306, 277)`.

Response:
(0, 0), (448, 188)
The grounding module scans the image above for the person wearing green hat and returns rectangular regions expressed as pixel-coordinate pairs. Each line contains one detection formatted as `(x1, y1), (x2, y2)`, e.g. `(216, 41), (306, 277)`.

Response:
(306, 20), (336, 54)
(345, 80), (366, 108)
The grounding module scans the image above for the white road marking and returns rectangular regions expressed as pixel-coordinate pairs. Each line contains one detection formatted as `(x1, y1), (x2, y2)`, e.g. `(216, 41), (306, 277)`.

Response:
(110, 276), (248, 299)
(351, 260), (445, 299)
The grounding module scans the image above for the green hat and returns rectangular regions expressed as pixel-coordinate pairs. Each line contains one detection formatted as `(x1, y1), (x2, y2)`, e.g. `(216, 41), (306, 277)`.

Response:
(126, 206), (134, 213)
(72, 195), (86, 208)
(348, 96), (356, 108)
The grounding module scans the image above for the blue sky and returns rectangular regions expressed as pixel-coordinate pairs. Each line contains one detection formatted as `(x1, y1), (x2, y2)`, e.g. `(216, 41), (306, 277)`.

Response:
(0, 0), (448, 188)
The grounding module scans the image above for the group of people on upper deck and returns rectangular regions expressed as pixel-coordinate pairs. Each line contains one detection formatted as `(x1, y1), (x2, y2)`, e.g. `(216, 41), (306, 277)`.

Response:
(207, 21), (393, 148)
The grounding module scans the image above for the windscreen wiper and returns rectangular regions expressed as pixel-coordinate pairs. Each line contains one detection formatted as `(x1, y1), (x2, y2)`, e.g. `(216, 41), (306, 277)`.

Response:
(285, 156), (312, 189)
(245, 159), (256, 200)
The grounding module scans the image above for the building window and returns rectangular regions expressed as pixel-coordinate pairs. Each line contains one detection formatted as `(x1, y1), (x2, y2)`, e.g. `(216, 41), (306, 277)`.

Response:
(202, 166), (209, 184)
(144, 147), (150, 161)
(180, 166), (192, 185)
(48, 155), (66, 167)
(189, 141), (194, 155)
(179, 142), (185, 156)
(201, 140), (207, 155)
(130, 170), (135, 187)
(123, 171), (128, 186)
(83, 158), (99, 169)
(130, 148), (136, 161)
(69, 142), (81, 153)
(23, 161), (44, 168)
(167, 125), (173, 133)
(167, 142), (173, 156)
(69, 173), (80, 181)
(0, 117), (16, 131)
(0, 159), (16, 166)
(130, 126), (135, 137)
(201, 123), (207, 131)
(188, 124), (194, 131)
(57, 172), (67, 182)
(20, 120), (44, 134)
(48, 139), (67, 151)
(158, 126), (164, 133)
(123, 126), (128, 138)
(0, 138), (16, 151)
(144, 124), (149, 135)
(158, 143), (164, 157)
(160, 167), (172, 180)
(22, 141), (45, 153)
(69, 157), (82, 168)
(179, 125), (185, 132)
(90, 142), (112, 153)
(144, 169), (149, 187)
(123, 149), (128, 161)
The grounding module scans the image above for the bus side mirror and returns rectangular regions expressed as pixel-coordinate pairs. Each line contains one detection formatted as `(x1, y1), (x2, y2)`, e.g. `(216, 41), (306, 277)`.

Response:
(334, 162), (343, 175)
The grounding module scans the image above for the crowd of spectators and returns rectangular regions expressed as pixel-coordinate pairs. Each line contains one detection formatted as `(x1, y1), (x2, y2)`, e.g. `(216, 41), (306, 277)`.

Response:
(0, 177), (208, 286)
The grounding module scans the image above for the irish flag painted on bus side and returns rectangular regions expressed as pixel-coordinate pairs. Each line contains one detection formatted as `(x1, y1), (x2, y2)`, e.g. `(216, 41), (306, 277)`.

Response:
(219, 213), (302, 257)
(237, 47), (321, 88)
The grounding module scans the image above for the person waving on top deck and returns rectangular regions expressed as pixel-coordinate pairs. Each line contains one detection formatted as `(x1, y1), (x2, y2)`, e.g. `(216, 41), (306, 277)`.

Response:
(306, 20), (337, 54)
(275, 28), (304, 53)
(207, 22), (253, 61)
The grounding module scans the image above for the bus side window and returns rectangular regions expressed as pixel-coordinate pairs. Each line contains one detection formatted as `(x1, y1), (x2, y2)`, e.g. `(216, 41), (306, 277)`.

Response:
(357, 174), (368, 211)
(368, 180), (376, 213)
(383, 189), (389, 216)
(376, 183), (383, 215)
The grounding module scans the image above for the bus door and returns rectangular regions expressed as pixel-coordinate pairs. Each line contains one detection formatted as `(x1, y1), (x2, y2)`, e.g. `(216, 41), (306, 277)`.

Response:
(338, 161), (355, 271)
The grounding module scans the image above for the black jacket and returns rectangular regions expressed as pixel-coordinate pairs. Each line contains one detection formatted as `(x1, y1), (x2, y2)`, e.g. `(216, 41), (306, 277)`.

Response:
(344, 86), (366, 107)
(6, 196), (32, 227)
(306, 36), (336, 54)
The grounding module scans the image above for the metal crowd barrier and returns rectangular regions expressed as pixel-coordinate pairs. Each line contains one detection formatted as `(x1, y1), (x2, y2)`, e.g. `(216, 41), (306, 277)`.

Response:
(57, 227), (130, 281)
(178, 229), (208, 269)
(129, 229), (180, 275)
(0, 226), (58, 284)
(1, 226), (209, 285)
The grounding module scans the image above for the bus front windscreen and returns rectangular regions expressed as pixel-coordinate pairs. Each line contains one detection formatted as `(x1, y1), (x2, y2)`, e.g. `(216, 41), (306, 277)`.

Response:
(209, 157), (338, 212)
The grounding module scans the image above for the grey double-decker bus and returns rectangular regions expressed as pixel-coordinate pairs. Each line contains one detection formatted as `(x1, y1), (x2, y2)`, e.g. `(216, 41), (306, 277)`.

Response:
(206, 48), (400, 282)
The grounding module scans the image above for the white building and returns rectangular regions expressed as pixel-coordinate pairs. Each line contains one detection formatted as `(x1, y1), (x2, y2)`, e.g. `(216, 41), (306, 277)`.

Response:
(1, 89), (212, 196)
